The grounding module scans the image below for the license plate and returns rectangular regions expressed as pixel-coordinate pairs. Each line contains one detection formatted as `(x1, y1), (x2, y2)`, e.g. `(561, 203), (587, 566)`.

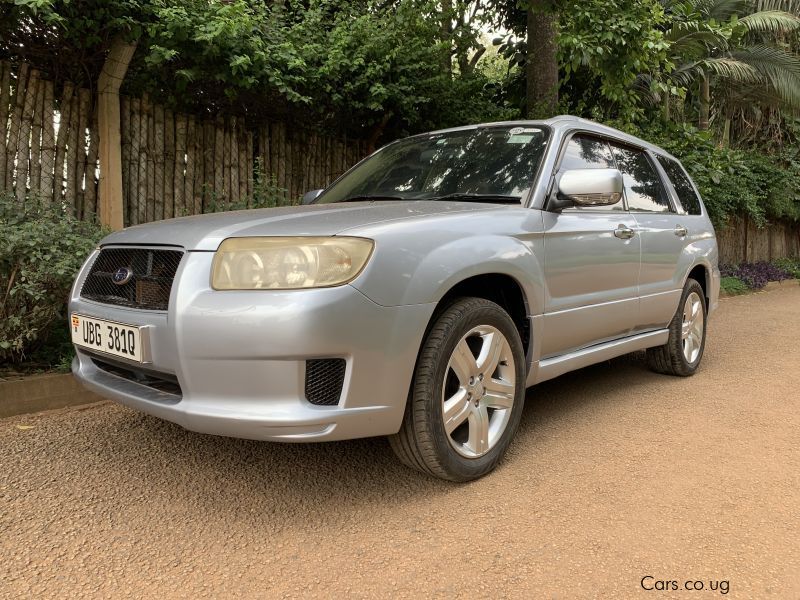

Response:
(71, 314), (144, 362)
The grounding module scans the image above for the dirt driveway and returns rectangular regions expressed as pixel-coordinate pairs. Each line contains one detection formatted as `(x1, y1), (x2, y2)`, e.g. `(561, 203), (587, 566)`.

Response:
(1, 286), (798, 598)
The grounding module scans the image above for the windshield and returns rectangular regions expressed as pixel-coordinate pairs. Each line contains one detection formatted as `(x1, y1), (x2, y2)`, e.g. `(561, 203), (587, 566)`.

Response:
(316, 125), (549, 204)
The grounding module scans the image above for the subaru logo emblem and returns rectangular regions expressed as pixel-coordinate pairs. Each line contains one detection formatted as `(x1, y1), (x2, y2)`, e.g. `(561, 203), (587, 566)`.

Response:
(112, 267), (134, 286)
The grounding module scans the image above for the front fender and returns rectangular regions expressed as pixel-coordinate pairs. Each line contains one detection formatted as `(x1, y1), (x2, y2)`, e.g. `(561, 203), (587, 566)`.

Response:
(347, 209), (546, 313)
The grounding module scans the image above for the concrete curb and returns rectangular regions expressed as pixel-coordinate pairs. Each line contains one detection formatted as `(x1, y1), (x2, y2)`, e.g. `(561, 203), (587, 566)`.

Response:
(764, 279), (800, 291)
(0, 373), (104, 419)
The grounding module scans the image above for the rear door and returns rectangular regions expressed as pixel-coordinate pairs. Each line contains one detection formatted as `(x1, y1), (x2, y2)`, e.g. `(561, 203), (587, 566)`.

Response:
(607, 142), (684, 331)
(541, 134), (641, 357)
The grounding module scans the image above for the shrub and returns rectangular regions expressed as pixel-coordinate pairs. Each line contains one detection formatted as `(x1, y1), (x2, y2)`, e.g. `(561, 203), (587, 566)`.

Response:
(0, 195), (105, 366)
(773, 257), (800, 280)
(202, 164), (295, 212)
(720, 261), (791, 290)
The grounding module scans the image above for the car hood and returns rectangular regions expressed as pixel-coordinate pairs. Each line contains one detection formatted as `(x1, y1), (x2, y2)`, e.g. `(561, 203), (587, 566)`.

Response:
(99, 201), (495, 251)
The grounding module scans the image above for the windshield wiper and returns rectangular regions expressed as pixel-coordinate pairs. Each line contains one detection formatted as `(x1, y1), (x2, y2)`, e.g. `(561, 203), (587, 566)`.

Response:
(428, 193), (522, 204)
(338, 194), (405, 203)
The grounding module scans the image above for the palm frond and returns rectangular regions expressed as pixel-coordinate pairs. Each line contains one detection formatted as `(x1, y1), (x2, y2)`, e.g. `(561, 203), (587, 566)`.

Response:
(738, 9), (800, 33)
(632, 73), (662, 109)
(703, 0), (749, 19)
(730, 44), (800, 105)
(701, 57), (764, 80)
(668, 57), (762, 88)
(665, 21), (725, 43)
(670, 61), (704, 87)
(666, 23), (729, 58)
(732, 43), (800, 74)
(719, 80), (791, 107)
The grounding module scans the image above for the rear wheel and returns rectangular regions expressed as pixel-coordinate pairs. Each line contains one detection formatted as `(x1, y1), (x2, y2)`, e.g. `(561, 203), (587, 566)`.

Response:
(389, 297), (526, 482)
(646, 278), (707, 377)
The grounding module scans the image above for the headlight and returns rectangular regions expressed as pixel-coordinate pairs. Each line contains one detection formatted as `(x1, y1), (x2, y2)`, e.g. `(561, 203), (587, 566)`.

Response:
(211, 237), (374, 290)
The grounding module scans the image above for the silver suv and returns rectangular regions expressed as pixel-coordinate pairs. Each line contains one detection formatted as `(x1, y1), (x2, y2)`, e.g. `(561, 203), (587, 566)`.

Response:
(69, 116), (720, 481)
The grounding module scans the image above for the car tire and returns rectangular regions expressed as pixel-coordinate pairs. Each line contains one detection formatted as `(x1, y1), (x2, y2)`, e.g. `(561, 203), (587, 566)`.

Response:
(389, 297), (526, 482)
(646, 278), (707, 377)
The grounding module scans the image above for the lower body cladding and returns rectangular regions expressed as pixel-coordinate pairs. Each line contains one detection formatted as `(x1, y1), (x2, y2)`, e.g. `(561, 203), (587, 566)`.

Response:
(71, 250), (436, 442)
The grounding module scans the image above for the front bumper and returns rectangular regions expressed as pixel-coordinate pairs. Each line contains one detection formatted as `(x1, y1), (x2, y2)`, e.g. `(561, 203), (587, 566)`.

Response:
(70, 249), (435, 442)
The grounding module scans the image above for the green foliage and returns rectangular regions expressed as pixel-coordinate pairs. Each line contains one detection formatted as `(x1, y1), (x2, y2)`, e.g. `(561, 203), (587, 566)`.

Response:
(558, 0), (672, 121)
(3, 0), (151, 88)
(139, 0), (308, 104)
(295, 1), (448, 131)
(4, 0), (800, 226)
(660, 0), (800, 134)
(3, 0), (513, 142)
(249, 167), (298, 209)
(294, 0), (515, 137)
(5, 0), (307, 101)
(0, 195), (106, 366)
(774, 257), (800, 279)
(720, 275), (750, 295)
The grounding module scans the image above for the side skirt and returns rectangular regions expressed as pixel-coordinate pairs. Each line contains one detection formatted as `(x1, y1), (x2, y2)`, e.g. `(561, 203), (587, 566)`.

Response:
(526, 328), (669, 386)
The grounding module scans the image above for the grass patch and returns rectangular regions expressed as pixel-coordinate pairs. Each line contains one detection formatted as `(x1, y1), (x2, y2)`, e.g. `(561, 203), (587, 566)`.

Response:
(720, 276), (750, 296)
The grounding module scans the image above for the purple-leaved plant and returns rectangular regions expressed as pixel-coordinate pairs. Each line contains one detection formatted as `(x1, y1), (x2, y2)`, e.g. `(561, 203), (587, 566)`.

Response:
(719, 261), (792, 289)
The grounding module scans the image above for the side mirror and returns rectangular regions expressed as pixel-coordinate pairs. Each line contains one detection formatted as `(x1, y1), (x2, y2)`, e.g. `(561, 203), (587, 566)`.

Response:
(301, 189), (323, 205)
(550, 168), (623, 211)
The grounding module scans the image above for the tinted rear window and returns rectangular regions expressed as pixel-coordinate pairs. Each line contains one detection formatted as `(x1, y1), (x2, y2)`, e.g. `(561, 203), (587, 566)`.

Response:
(656, 155), (703, 215)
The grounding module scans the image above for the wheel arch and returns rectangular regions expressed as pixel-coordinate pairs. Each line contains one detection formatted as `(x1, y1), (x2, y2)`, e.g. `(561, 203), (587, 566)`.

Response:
(429, 272), (533, 371)
(684, 262), (711, 308)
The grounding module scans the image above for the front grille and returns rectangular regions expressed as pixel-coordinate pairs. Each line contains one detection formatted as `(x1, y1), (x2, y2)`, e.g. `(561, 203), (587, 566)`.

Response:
(91, 355), (182, 400)
(304, 359), (346, 406)
(80, 247), (183, 310)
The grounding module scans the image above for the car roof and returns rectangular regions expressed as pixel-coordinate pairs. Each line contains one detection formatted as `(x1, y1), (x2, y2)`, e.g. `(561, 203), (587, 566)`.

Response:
(408, 115), (680, 164)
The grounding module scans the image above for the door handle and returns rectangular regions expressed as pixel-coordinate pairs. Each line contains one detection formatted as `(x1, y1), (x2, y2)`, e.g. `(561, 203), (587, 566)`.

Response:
(674, 225), (688, 237)
(614, 225), (635, 240)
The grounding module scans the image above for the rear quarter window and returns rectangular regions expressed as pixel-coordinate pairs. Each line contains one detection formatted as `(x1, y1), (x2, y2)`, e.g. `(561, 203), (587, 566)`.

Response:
(656, 155), (703, 215)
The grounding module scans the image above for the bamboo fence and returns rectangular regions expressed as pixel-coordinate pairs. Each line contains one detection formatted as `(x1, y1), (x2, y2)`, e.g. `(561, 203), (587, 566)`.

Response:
(0, 60), (367, 225)
(2, 58), (799, 260)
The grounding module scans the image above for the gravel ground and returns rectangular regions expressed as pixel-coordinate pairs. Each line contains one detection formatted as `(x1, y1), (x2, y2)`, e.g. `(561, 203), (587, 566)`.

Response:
(1, 286), (799, 599)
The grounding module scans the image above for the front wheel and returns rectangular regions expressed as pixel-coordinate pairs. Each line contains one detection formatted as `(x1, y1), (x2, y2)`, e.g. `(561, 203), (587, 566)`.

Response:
(389, 297), (526, 482)
(646, 278), (707, 377)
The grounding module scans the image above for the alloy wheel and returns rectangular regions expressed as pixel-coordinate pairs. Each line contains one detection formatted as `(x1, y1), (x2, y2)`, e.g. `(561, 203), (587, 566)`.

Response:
(681, 291), (704, 363)
(442, 325), (516, 458)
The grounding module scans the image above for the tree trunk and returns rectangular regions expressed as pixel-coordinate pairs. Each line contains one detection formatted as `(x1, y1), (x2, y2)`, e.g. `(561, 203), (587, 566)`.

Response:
(698, 74), (710, 131)
(526, 0), (559, 118)
(721, 116), (731, 148)
(366, 112), (392, 154)
(97, 36), (137, 230)
(440, 0), (454, 75)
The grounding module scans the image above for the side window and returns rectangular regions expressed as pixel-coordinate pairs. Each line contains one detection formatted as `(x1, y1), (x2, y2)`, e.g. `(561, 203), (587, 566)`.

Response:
(560, 135), (615, 170)
(560, 134), (623, 211)
(610, 144), (672, 213)
(656, 155), (703, 215)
